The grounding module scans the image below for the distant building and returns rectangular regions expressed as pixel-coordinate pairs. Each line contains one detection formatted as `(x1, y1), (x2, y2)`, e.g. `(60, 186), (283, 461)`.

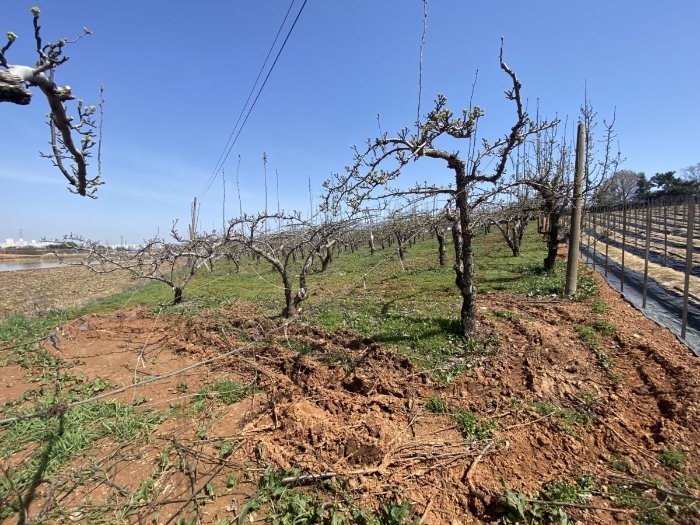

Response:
(1, 238), (50, 249)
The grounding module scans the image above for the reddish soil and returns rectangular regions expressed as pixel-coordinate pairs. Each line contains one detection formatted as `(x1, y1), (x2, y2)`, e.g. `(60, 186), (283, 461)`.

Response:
(1, 260), (699, 523)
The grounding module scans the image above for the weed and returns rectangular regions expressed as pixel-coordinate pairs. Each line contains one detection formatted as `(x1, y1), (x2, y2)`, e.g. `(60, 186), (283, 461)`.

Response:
(673, 474), (700, 490)
(498, 479), (568, 524)
(210, 378), (249, 405)
(531, 401), (590, 433)
(214, 440), (237, 459)
(189, 388), (209, 413)
(508, 397), (524, 413)
(195, 424), (209, 440)
(607, 484), (671, 524)
(610, 454), (632, 473)
(589, 319), (618, 336)
(170, 380), (189, 394)
(236, 465), (422, 524)
(498, 474), (596, 524)
(541, 474), (594, 503)
(319, 351), (352, 368)
(575, 390), (600, 411)
(287, 340), (316, 354)
(575, 324), (619, 380)
(423, 394), (447, 414)
(575, 324), (599, 348)
(493, 309), (522, 320)
(658, 447), (687, 470)
(591, 299), (607, 313)
(451, 409), (498, 441)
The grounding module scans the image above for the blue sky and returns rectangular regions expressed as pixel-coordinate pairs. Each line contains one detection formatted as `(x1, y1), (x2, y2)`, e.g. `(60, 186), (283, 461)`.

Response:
(2, 0), (698, 244)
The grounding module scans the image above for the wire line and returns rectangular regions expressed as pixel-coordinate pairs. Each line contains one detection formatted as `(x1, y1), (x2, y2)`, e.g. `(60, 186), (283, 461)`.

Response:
(199, 0), (309, 201)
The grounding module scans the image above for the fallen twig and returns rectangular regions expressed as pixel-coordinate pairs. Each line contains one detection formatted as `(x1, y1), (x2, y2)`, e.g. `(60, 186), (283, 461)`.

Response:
(606, 474), (700, 502)
(462, 441), (493, 492)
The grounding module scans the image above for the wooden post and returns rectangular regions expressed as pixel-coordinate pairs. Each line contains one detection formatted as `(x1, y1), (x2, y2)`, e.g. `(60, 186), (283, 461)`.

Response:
(604, 206), (610, 278)
(663, 201), (668, 266)
(643, 204), (651, 308)
(565, 123), (585, 296)
(591, 210), (596, 271)
(621, 203), (627, 293)
(681, 196), (696, 339)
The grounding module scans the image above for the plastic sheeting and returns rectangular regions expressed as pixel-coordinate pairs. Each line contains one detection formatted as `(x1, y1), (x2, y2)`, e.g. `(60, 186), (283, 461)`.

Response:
(579, 243), (700, 357)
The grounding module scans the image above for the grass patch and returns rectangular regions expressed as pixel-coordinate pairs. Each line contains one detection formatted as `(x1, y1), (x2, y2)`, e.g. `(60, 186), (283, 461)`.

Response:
(237, 465), (421, 524)
(423, 394), (447, 414)
(531, 401), (590, 434)
(591, 299), (607, 313)
(589, 319), (618, 336)
(451, 409), (498, 441)
(0, 401), (166, 519)
(575, 324), (619, 380)
(493, 309), (523, 320)
(658, 447), (687, 470)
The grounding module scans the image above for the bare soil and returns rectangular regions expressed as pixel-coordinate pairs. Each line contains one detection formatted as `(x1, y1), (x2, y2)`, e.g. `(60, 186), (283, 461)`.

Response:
(0, 263), (140, 320)
(1, 258), (699, 524)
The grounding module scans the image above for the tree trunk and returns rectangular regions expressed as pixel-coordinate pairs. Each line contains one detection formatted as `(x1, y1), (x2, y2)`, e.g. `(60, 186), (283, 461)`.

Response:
(395, 232), (405, 262)
(433, 226), (446, 266)
(173, 286), (183, 305)
(451, 175), (477, 338)
(543, 205), (561, 271)
(282, 271), (295, 318)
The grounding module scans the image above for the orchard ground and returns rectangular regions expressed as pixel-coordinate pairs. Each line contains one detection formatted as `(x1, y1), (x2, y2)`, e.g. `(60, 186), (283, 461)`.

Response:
(0, 229), (698, 524)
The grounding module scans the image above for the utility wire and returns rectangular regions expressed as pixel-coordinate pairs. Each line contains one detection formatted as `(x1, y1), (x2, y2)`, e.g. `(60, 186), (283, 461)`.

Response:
(202, 0), (296, 199)
(199, 0), (309, 201)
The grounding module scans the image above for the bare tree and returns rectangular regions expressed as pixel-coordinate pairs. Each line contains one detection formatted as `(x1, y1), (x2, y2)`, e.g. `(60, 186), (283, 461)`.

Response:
(520, 122), (573, 271)
(61, 225), (223, 304)
(681, 162), (700, 183)
(484, 193), (536, 258)
(580, 94), (623, 206)
(423, 207), (451, 266)
(593, 169), (641, 206)
(1, 7), (103, 197)
(323, 43), (556, 337)
(226, 213), (347, 317)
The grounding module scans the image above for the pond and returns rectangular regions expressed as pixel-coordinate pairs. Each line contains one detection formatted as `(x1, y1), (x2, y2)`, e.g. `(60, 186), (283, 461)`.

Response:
(0, 259), (66, 272)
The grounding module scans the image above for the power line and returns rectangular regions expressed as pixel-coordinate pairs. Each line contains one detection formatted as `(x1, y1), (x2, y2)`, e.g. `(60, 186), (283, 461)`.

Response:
(198, 0), (309, 201)
(203, 0), (297, 198)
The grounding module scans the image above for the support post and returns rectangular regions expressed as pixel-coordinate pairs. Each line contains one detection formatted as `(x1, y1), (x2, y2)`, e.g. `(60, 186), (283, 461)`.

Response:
(681, 196), (696, 339)
(642, 204), (651, 308)
(565, 122), (585, 296)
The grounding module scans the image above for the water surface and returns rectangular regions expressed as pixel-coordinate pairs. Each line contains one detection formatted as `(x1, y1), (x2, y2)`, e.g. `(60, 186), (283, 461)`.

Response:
(0, 259), (66, 272)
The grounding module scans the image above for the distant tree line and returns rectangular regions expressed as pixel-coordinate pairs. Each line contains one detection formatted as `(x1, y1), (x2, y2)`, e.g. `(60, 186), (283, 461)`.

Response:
(594, 162), (700, 206)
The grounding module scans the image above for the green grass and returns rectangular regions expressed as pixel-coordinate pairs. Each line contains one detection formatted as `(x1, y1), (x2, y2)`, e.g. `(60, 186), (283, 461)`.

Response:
(423, 394), (447, 414)
(575, 322), (620, 380)
(451, 409), (498, 441)
(589, 319), (618, 337)
(658, 447), (687, 470)
(591, 299), (607, 313)
(0, 401), (166, 519)
(513, 261), (599, 300)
